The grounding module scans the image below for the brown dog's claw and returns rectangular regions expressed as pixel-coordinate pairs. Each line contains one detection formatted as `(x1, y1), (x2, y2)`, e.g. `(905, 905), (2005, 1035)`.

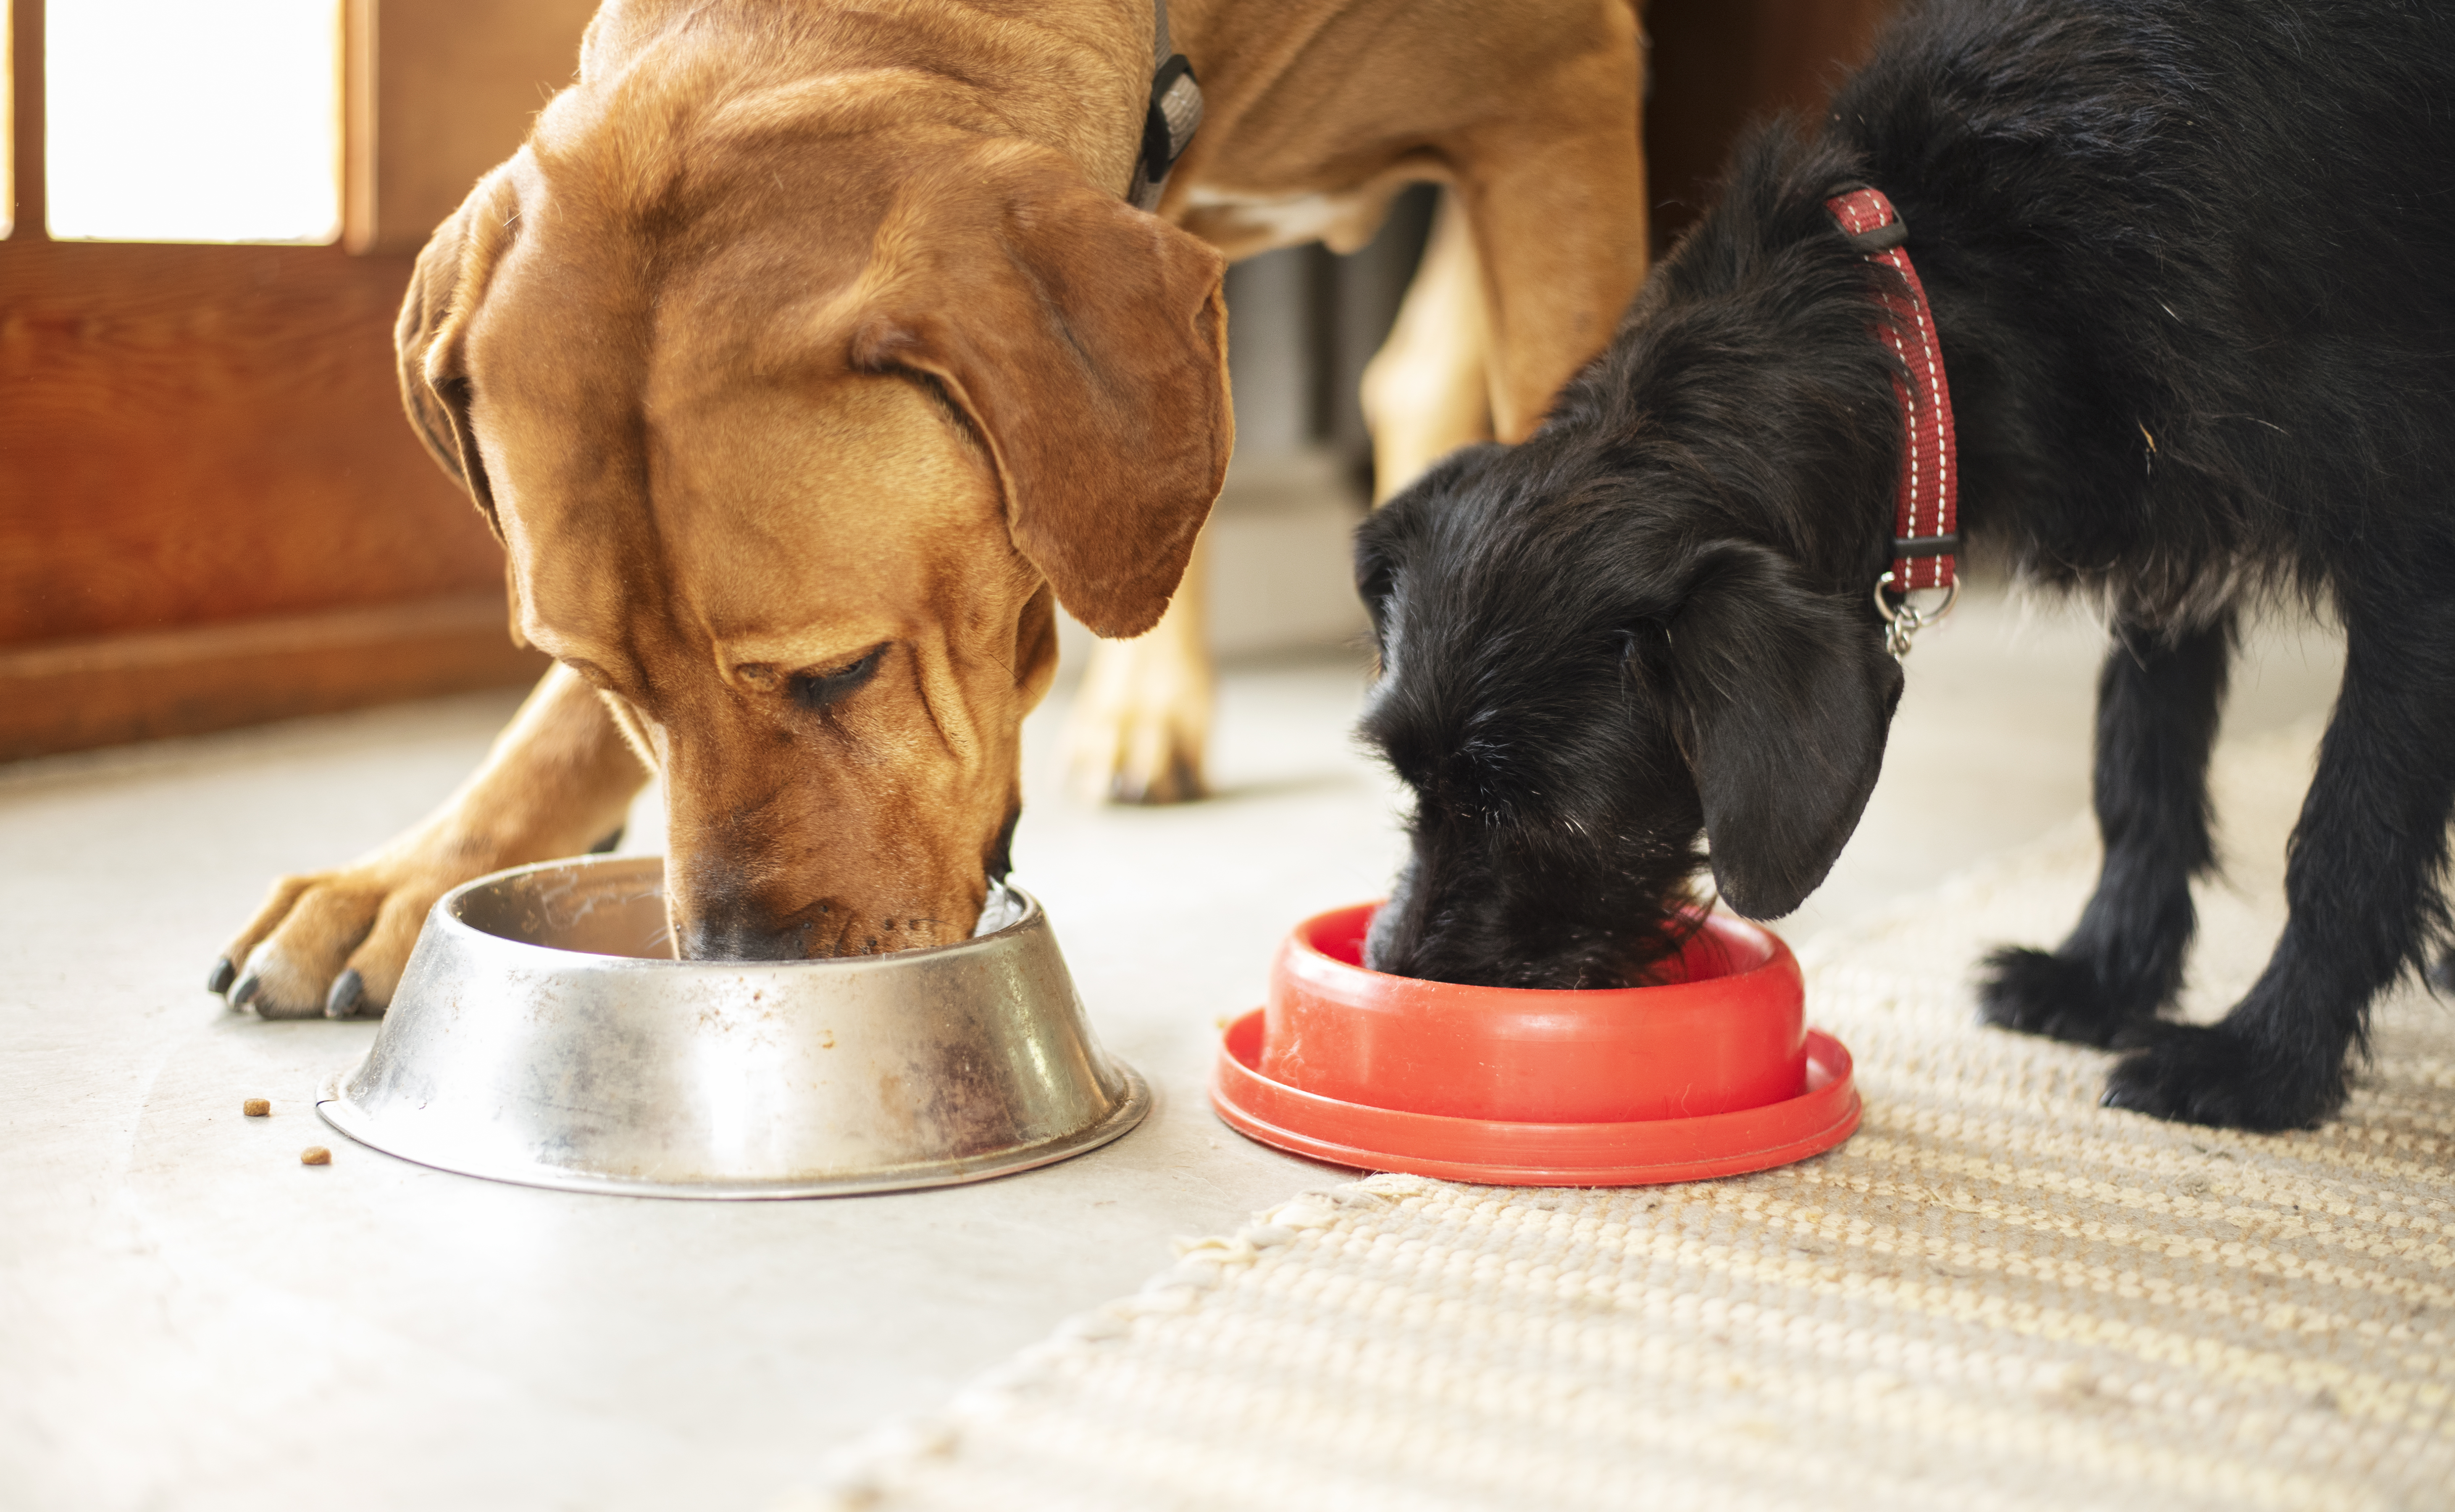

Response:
(1108, 751), (1206, 806)
(1064, 622), (1214, 807)
(206, 957), (237, 997)
(217, 858), (492, 1020)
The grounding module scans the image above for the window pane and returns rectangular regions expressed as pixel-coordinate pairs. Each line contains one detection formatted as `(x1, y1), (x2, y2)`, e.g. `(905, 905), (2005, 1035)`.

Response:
(47, 0), (339, 243)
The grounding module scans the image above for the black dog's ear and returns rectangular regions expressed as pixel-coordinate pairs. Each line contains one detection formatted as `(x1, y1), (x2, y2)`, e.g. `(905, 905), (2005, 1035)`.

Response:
(1666, 543), (1904, 919)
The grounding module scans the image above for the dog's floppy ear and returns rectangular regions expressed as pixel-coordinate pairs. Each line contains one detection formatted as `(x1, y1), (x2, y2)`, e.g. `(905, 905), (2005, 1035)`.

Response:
(396, 171), (520, 540)
(847, 143), (1231, 638)
(1666, 543), (1904, 919)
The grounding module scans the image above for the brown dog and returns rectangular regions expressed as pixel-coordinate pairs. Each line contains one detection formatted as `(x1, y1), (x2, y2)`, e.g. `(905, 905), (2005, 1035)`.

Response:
(212, 0), (1649, 1015)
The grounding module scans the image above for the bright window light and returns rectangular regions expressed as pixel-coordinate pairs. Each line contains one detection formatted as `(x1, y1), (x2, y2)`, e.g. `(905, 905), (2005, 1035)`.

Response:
(46, 0), (340, 244)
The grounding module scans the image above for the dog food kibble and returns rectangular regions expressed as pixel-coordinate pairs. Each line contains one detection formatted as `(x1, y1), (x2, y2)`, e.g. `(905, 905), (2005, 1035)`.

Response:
(300, 1146), (331, 1166)
(243, 1098), (271, 1117)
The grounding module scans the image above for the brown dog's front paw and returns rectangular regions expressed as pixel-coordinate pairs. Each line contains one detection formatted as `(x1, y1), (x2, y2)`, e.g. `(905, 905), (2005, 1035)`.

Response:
(1064, 632), (1213, 806)
(213, 861), (464, 1020)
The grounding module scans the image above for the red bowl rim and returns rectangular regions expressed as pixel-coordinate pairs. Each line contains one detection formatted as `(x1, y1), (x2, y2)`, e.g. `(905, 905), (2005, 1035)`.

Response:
(1277, 903), (1794, 1021)
(1212, 1011), (1862, 1185)
(1262, 902), (1811, 1123)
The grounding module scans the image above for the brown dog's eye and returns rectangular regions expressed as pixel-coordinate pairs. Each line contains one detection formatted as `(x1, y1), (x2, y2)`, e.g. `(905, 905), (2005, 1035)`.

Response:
(788, 645), (888, 711)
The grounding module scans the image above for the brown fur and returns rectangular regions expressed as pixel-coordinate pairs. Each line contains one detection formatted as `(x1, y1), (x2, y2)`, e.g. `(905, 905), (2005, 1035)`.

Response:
(217, 0), (1648, 1009)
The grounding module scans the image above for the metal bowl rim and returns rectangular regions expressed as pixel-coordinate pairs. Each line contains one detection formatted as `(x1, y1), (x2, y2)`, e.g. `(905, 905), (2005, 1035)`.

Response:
(315, 1061), (1152, 1201)
(430, 853), (1044, 974)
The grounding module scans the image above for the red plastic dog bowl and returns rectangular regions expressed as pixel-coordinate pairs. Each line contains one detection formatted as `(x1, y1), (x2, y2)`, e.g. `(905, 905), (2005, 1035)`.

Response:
(1209, 903), (1860, 1186)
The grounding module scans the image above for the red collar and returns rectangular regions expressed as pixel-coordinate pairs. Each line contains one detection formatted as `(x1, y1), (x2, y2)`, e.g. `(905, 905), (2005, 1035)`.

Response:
(1826, 187), (1959, 655)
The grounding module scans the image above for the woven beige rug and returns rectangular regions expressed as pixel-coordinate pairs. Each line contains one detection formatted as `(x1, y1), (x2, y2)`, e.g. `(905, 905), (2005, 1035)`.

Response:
(817, 725), (2455, 1511)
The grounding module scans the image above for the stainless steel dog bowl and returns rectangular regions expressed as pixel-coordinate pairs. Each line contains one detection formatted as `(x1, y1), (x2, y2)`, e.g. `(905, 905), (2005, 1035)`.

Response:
(316, 856), (1149, 1198)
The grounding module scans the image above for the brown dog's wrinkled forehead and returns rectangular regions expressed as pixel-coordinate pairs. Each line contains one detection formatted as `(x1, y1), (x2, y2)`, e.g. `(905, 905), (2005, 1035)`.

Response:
(403, 95), (1234, 663)
(451, 158), (941, 661)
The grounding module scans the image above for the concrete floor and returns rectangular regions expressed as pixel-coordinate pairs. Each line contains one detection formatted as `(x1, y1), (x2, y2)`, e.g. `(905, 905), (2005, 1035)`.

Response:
(0, 584), (2344, 1511)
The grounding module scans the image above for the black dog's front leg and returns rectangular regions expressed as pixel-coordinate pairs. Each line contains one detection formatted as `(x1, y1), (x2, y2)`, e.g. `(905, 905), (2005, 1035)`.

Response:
(2103, 596), (2455, 1129)
(1979, 614), (2233, 1046)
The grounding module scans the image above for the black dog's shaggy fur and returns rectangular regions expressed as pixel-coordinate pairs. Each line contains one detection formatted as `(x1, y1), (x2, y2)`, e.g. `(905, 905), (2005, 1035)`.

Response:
(1355, 0), (2455, 1131)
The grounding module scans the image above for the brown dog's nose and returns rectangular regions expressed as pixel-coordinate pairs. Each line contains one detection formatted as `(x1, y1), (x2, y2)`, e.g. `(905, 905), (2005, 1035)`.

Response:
(670, 870), (821, 961)
(678, 913), (815, 962)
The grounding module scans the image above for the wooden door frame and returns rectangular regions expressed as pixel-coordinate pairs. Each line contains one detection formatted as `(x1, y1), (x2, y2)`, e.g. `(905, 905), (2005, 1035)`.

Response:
(0, 0), (542, 762)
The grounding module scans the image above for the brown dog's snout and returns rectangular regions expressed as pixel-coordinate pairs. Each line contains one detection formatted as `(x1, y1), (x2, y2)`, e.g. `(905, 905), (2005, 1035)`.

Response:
(656, 724), (1004, 963)
(672, 872), (823, 962)
(667, 859), (955, 962)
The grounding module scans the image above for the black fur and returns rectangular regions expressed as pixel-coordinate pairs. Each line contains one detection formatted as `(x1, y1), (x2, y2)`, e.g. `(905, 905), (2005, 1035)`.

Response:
(1354, 0), (2455, 1130)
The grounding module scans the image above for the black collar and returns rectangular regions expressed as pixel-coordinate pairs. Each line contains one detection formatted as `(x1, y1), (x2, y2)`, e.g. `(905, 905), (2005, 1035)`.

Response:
(1129, 0), (1203, 211)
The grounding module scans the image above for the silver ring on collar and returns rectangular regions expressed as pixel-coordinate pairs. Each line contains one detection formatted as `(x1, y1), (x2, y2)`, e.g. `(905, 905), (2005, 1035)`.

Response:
(1872, 572), (1958, 660)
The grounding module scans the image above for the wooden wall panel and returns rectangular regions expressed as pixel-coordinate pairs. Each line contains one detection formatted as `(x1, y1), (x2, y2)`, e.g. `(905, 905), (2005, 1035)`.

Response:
(0, 239), (508, 646)
(0, 236), (544, 759)
(344, 0), (599, 255)
(0, 594), (548, 761)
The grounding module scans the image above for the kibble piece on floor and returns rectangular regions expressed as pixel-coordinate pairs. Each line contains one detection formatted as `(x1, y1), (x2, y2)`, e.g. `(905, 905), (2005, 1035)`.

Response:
(300, 1146), (331, 1166)
(243, 1098), (270, 1117)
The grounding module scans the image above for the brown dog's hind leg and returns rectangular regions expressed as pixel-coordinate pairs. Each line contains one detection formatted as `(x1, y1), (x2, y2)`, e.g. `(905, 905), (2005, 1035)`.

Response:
(1447, 41), (1650, 446)
(1061, 178), (1587, 806)
(212, 665), (650, 1017)
(1063, 533), (1215, 805)
(1359, 191), (1496, 500)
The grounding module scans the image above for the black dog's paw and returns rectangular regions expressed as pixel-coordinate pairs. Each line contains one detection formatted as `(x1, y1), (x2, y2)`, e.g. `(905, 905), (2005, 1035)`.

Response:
(1977, 946), (2153, 1048)
(2100, 1023), (2343, 1131)
(2429, 950), (2455, 997)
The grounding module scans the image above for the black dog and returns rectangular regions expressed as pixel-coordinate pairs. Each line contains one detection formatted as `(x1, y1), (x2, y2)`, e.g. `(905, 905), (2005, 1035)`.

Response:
(1353, 0), (2455, 1131)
